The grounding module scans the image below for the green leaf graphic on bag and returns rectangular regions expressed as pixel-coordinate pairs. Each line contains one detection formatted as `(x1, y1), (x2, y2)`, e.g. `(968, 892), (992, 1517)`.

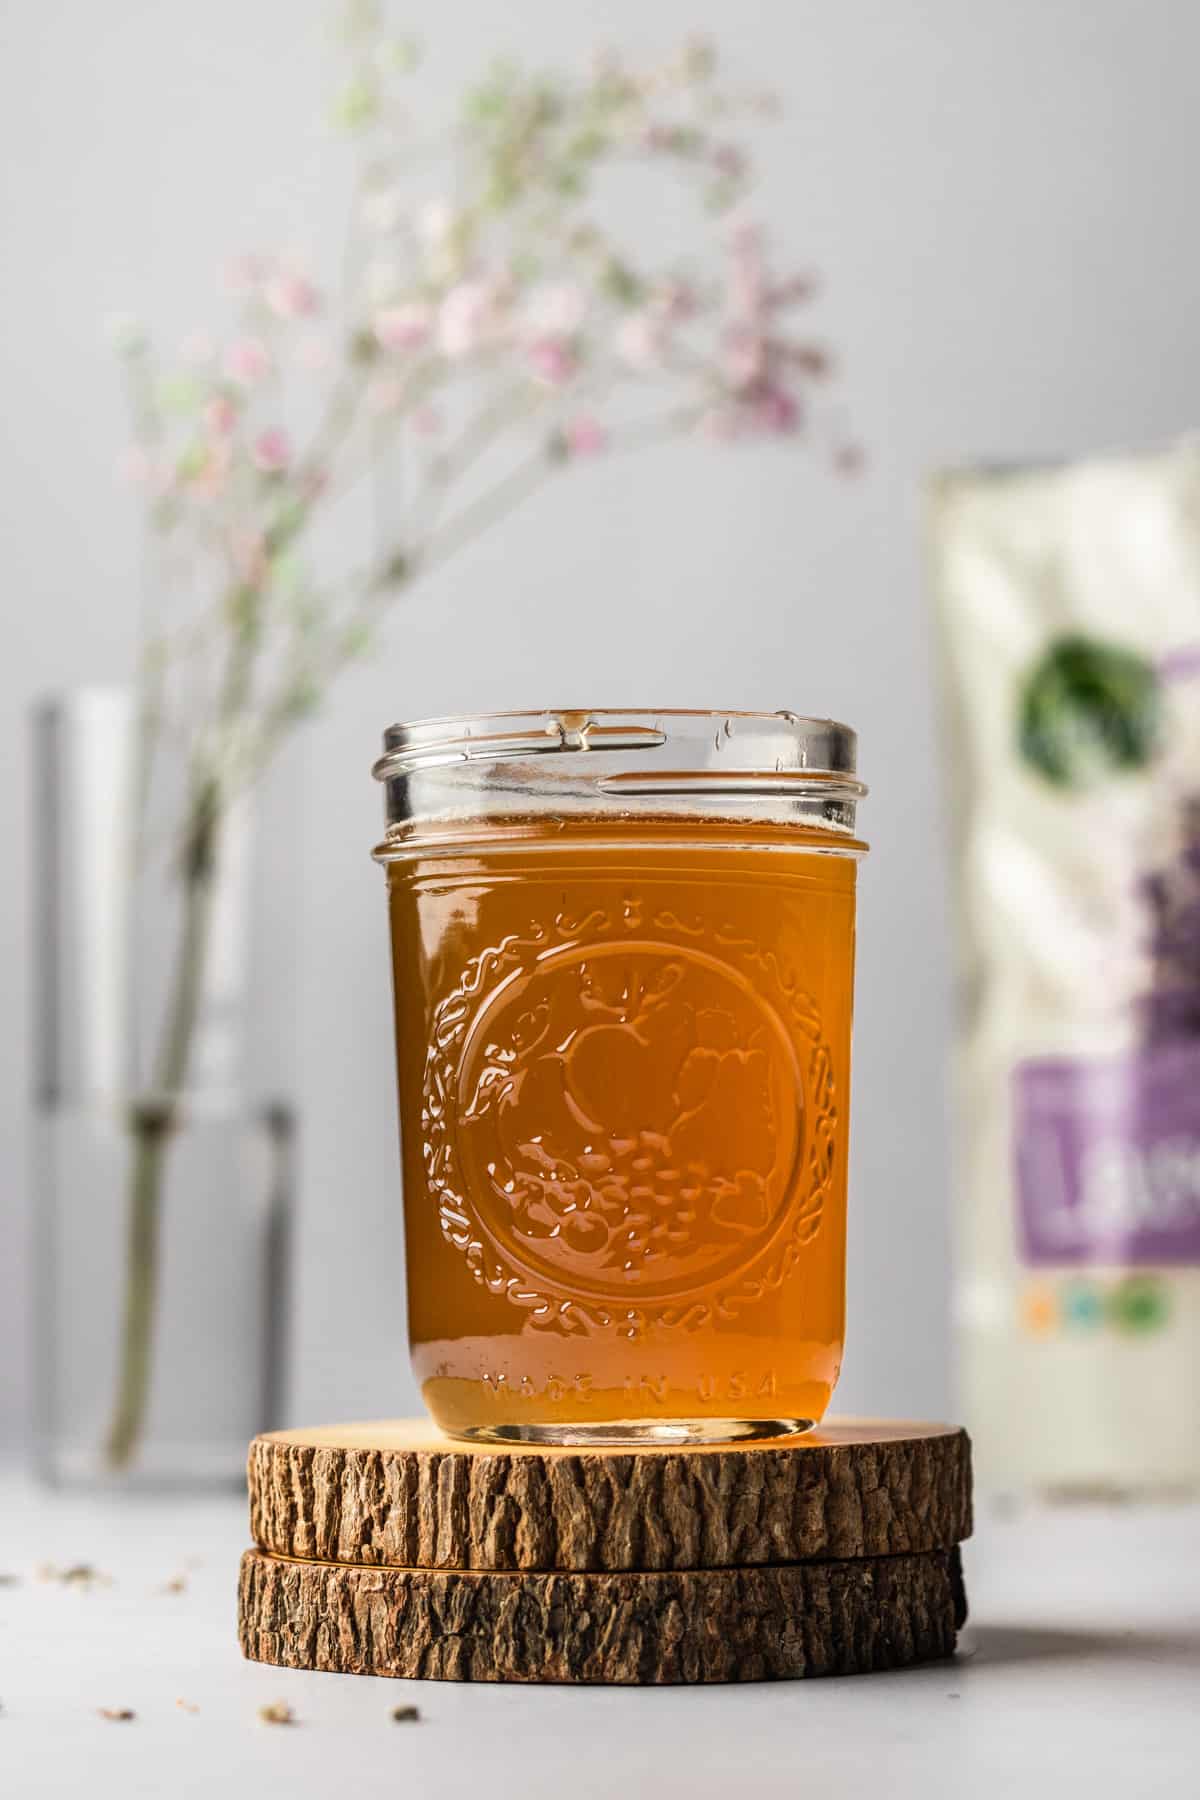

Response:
(1018, 634), (1161, 787)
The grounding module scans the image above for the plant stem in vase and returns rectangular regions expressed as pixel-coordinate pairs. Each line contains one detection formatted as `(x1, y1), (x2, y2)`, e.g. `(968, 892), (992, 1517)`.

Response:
(103, 796), (220, 1468)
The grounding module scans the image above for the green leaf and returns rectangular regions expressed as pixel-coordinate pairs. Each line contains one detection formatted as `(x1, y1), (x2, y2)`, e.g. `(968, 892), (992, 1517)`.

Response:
(337, 0), (381, 44)
(349, 327), (381, 364)
(664, 125), (703, 156)
(341, 620), (373, 658)
(157, 374), (202, 415)
(175, 441), (209, 480)
(284, 675), (321, 719)
(268, 497), (307, 547)
(331, 75), (379, 130)
(376, 35), (420, 75)
(465, 87), (506, 123)
(485, 167), (520, 210)
(602, 260), (642, 305)
(1018, 634), (1162, 788)
(566, 127), (606, 161)
(225, 584), (264, 641)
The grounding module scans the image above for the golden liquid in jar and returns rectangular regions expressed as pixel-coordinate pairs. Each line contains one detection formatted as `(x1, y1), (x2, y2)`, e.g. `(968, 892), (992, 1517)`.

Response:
(386, 818), (859, 1442)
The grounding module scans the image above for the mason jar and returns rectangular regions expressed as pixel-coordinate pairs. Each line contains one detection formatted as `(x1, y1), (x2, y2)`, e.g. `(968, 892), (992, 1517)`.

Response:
(373, 709), (867, 1446)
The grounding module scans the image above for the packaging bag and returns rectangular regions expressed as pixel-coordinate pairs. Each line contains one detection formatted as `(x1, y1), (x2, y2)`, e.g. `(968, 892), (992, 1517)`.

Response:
(929, 445), (1200, 1496)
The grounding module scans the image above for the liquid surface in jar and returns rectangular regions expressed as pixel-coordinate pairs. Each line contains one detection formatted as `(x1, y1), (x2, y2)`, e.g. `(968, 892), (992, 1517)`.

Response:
(386, 817), (859, 1440)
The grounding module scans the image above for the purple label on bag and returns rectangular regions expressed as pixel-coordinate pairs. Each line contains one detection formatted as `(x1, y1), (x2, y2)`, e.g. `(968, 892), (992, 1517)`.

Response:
(1013, 1043), (1200, 1265)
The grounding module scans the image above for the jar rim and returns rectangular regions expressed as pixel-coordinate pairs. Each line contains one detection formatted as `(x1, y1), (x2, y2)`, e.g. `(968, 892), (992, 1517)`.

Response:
(373, 708), (862, 785)
(373, 709), (866, 851)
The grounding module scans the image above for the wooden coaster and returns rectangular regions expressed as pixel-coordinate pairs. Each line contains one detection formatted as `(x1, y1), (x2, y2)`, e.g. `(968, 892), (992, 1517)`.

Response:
(238, 1543), (966, 1685)
(239, 1418), (972, 1685)
(247, 1417), (972, 1572)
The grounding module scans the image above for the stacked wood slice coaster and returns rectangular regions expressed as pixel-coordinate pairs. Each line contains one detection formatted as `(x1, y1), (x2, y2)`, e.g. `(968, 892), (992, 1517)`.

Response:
(238, 1418), (972, 1685)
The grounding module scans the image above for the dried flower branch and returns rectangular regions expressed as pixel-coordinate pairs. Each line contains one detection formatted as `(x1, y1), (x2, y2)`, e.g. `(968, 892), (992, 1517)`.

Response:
(102, 2), (855, 1472)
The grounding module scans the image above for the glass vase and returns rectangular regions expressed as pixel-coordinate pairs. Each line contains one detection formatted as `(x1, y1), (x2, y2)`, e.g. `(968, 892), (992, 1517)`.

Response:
(32, 690), (293, 1487)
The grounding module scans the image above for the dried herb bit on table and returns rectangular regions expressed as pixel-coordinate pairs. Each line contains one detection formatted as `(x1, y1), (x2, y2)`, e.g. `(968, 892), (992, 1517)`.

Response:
(38, 1563), (112, 1589)
(258, 1701), (296, 1726)
(391, 1705), (421, 1723)
(160, 1575), (189, 1595)
(98, 1708), (136, 1722)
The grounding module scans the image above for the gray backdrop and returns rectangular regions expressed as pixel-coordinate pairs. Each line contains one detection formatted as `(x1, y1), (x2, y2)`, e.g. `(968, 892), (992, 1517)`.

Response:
(4, 0), (1200, 1446)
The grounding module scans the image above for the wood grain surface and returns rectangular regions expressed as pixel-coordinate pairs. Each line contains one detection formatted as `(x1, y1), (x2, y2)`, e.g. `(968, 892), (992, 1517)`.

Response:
(247, 1418), (972, 1572)
(239, 1543), (967, 1685)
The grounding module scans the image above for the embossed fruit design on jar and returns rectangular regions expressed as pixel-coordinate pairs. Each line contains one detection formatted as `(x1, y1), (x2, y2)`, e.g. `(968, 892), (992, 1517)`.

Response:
(373, 711), (866, 1445)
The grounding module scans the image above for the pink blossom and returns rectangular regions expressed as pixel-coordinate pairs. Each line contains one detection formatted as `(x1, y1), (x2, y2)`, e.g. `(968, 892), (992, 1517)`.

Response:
(717, 228), (824, 428)
(527, 337), (577, 385)
(721, 325), (766, 390)
(264, 272), (320, 319)
(615, 311), (665, 370)
(203, 394), (238, 437)
(650, 279), (696, 323)
(727, 222), (766, 324)
(524, 282), (587, 338)
(224, 337), (271, 385)
(438, 280), (505, 358)
(752, 385), (800, 434)
(374, 301), (433, 352)
(565, 415), (607, 456)
(252, 428), (291, 473)
(712, 143), (746, 181)
(411, 404), (442, 437)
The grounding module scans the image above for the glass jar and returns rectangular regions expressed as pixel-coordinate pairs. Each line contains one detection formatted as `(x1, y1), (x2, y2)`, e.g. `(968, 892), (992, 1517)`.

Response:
(373, 709), (867, 1446)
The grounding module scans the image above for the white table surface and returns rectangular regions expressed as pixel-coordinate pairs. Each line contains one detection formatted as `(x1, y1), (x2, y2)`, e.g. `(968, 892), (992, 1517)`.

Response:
(1, 1468), (1197, 1800)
